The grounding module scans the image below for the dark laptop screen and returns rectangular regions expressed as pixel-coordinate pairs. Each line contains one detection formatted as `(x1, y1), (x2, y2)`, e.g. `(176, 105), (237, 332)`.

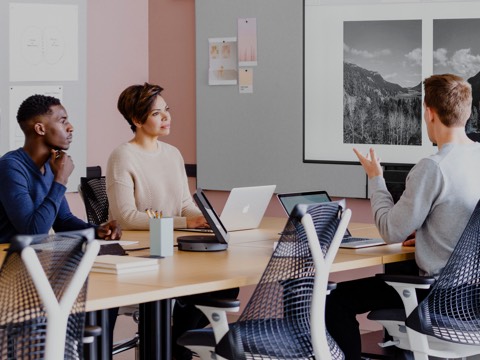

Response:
(277, 191), (331, 215)
(277, 190), (352, 238)
(193, 189), (229, 244)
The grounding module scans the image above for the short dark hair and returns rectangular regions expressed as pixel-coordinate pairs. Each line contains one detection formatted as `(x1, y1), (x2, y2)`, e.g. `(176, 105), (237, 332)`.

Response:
(17, 94), (61, 123)
(423, 74), (472, 127)
(117, 83), (164, 132)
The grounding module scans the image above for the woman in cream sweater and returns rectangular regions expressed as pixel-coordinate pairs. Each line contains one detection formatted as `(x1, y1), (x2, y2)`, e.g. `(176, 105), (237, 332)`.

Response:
(107, 83), (237, 360)
(106, 82), (207, 230)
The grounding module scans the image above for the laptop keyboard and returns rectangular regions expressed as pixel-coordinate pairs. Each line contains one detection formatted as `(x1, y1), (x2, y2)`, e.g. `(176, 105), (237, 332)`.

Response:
(342, 237), (378, 244)
(176, 228), (214, 233)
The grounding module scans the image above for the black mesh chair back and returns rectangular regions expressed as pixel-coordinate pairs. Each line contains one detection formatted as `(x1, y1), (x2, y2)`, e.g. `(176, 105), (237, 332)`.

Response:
(79, 176), (143, 358)
(406, 199), (480, 344)
(80, 176), (109, 225)
(0, 229), (98, 359)
(225, 202), (346, 360)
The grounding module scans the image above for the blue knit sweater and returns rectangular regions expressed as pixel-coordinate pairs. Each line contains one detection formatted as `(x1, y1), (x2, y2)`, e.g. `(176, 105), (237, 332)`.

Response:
(0, 148), (92, 243)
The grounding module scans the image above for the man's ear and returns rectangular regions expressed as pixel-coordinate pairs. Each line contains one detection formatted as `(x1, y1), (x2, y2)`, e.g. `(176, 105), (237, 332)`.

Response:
(34, 122), (46, 136)
(425, 106), (435, 123)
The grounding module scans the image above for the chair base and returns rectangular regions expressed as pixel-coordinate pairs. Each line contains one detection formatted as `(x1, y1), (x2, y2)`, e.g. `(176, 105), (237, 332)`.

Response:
(370, 321), (480, 360)
(188, 346), (222, 360)
(361, 330), (413, 360)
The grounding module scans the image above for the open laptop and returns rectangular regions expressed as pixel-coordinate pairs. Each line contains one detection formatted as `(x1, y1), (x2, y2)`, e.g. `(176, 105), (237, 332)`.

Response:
(177, 189), (230, 252)
(177, 185), (276, 233)
(220, 185), (276, 231)
(277, 190), (386, 249)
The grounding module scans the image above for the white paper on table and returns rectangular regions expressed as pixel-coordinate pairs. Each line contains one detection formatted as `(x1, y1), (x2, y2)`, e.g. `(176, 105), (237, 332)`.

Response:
(96, 240), (139, 246)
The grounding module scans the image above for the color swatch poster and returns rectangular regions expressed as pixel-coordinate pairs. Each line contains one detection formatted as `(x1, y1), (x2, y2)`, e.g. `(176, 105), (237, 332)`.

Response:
(208, 37), (238, 85)
(238, 18), (258, 66)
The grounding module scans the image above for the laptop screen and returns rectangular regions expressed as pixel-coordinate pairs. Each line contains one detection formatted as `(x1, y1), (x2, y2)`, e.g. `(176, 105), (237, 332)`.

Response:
(193, 189), (230, 244)
(277, 191), (331, 215)
(277, 190), (352, 237)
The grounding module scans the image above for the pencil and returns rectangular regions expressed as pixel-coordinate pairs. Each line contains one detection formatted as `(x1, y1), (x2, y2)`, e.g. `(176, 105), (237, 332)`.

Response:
(146, 208), (154, 219)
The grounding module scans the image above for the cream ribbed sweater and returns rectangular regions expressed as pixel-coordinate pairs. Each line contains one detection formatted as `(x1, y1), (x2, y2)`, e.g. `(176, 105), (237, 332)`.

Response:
(106, 141), (201, 230)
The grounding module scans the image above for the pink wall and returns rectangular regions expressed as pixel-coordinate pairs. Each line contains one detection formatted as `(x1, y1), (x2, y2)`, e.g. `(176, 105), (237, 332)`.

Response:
(148, 0), (197, 164)
(67, 0), (150, 219)
(87, 0), (149, 168)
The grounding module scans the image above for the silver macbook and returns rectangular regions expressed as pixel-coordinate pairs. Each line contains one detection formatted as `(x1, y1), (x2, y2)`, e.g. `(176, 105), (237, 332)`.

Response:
(220, 185), (276, 231)
(176, 185), (276, 233)
(277, 190), (386, 249)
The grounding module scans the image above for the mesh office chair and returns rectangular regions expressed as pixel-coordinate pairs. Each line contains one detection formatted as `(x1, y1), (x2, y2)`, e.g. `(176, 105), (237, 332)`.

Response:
(178, 202), (351, 360)
(79, 176), (109, 225)
(368, 199), (480, 360)
(0, 228), (99, 360)
(78, 175), (140, 358)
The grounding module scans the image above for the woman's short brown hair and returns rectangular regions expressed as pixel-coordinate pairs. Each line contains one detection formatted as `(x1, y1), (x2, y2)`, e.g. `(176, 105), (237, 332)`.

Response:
(117, 83), (164, 132)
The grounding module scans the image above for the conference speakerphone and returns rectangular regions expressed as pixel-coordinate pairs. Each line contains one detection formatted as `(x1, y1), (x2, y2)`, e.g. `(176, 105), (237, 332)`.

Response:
(177, 189), (229, 252)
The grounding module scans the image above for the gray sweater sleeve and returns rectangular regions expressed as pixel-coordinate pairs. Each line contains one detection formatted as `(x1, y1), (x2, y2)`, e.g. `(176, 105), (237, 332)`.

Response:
(369, 159), (443, 243)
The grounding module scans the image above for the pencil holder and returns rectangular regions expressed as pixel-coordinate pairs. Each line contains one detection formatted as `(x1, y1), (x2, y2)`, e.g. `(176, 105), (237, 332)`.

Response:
(149, 217), (174, 257)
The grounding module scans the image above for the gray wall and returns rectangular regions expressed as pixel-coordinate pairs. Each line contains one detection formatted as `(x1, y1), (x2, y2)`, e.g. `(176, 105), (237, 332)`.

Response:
(195, 0), (366, 197)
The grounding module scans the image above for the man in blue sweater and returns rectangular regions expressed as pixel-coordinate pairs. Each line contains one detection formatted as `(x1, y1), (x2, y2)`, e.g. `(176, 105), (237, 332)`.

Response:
(0, 94), (121, 243)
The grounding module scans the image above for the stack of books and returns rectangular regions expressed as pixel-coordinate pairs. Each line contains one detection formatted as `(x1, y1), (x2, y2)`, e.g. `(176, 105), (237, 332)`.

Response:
(92, 255), (159, 274)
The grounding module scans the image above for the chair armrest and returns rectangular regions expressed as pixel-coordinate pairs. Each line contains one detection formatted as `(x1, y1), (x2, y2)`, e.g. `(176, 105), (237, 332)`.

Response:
(326, 281), (337, 295)
(189, 296), (240, 309)
(327, 281), (337, 291)
(376, 273), (436, 287)
(183, 296), (240, 344)
(375, 273), (435, 315)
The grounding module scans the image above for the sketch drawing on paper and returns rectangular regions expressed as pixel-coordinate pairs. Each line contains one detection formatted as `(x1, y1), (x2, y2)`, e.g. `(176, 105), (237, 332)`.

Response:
(343, 20), (422, 146)
(21, 26), (65, 66)
(9, 3), (78, 82)
(434, 18), (480, 142)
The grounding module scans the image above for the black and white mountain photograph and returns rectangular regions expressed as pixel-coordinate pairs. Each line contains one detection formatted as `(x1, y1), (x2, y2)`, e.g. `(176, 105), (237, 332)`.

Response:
(343, 20), (422, 146)
(434, 18), (480, 142)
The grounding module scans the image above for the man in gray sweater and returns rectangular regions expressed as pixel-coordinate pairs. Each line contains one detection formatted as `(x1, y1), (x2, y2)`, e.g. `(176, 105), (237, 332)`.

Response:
(326, 73), (480, 360)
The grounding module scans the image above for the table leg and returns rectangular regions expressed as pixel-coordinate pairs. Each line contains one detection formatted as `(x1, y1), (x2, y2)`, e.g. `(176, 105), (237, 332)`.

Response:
(84, 312), (97, 360)
(85, 310), (112, 360)
(139, 299), (172, 360)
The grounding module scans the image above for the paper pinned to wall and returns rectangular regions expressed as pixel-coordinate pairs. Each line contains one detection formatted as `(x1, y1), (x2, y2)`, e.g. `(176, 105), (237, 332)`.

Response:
(9, 86), (63, 150)
(239, 68), (253, 93)
(208, 37), (238, 85)
(238, 18), (258, 67)
(9, 3), (78, 81)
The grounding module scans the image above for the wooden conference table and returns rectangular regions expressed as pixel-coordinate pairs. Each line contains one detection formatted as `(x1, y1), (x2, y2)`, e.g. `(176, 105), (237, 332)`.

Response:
(84, 217), (415, 360)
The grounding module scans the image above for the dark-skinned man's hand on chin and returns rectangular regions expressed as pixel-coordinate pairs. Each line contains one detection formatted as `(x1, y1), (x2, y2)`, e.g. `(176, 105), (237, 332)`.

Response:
(50, 149), (74, 186)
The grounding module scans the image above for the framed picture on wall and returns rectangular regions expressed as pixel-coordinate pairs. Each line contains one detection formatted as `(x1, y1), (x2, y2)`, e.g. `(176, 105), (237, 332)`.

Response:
(433, 18), (480, 142)
(304, 0), (480, 165)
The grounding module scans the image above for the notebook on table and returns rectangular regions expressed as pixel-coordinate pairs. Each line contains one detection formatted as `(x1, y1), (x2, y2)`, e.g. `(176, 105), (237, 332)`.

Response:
(177, 185), (276, 232)
(276, 190), (386, 249)
(92, 255), (159, 274)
